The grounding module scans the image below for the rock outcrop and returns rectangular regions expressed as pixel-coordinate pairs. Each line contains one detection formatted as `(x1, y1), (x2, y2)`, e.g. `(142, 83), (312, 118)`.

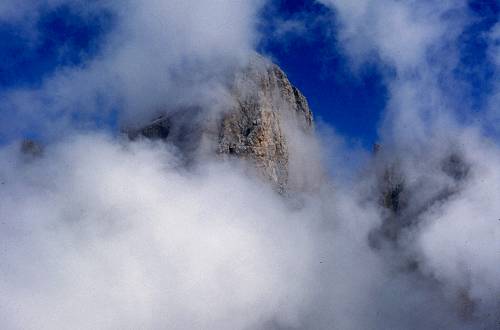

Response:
(217, 58), (313, 192)
(126, 56), (314, 193)
(20, 139), (44, 160)
(369, 144), (471, 247)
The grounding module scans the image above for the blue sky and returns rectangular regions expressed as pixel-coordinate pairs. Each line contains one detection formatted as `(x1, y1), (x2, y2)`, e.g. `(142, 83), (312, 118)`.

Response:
(0, 0), (498, 147)
(259, 0), (389, 147)
(0, 5), (112, 89)
(258, 0), (499, 147)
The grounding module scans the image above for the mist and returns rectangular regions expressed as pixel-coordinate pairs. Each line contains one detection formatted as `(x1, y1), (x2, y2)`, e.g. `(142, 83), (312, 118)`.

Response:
(0, 0), (499, 329)
(0, 0), (264, 140)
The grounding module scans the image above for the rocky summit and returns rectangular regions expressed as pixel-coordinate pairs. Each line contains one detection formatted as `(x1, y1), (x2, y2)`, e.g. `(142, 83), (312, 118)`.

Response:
(127, 56), (314, 193)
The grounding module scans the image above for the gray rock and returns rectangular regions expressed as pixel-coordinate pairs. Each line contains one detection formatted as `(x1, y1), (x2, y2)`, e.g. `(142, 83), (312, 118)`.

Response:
(126, 56), (314, 193)
(218, 57), (313, 192)
(20, 139), (43, 159)
(127, 117), (170, 141)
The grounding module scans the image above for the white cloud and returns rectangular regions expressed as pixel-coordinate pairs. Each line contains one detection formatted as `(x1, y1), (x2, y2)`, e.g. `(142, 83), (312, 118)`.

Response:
(317, 0), (500, 326)
(318, 0), (467, 70)
(1, 133), (476, 329)
(1, 0), (500, 329)
(0, 134), (318, 329)
(0, 0), (265, 139)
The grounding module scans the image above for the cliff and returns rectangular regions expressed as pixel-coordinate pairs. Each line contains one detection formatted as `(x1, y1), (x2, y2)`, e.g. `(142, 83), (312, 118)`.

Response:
(127, 57), (314, 193)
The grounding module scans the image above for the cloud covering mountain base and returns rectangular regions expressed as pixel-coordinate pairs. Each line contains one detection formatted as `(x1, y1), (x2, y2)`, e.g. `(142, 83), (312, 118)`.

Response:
(0, 0), (499, 329)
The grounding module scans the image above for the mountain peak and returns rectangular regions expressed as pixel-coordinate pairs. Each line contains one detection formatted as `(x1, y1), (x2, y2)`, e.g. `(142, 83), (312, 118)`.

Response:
(126, 56), (315, 193)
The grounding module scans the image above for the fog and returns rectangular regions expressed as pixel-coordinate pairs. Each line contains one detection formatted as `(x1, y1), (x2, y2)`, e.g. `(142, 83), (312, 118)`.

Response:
(0, 0), (499, 329)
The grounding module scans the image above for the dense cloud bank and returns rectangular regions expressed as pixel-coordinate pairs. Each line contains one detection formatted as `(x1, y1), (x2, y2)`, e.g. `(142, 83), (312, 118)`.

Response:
(0, 0), (499, 329)
(0, 135), (319, 329)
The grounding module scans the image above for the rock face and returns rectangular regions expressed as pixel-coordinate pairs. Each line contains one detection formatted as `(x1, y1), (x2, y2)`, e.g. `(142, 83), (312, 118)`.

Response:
(370, 149), (474, 319)
(372, 151), (470, 244)
(127, 57), (314, 193)
(218, 58), (313, 192)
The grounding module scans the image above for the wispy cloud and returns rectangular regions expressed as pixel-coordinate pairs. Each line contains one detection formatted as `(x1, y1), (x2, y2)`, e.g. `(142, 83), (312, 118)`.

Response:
(0, 0), (499, 329)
